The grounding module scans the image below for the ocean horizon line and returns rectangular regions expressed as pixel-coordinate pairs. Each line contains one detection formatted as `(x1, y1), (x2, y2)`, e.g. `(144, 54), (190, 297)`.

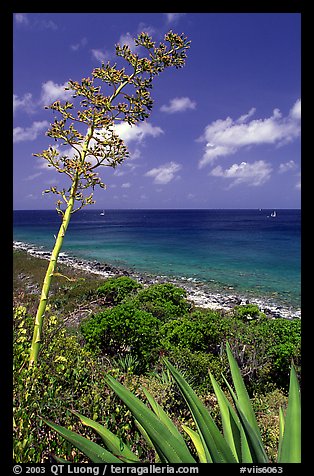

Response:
(13, 209), (301, 311)
(13, 207), (301, 212)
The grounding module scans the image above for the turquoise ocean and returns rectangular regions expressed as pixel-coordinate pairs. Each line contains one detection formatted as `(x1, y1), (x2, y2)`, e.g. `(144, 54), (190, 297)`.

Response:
(13, 209), (301, 310)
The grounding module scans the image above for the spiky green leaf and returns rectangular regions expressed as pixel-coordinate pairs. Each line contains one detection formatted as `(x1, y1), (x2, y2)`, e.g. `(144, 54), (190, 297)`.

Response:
(43, 419), (122, 463)
(71, 411), (140, 462)
(164, 359), (237, 463)
(209, 371), (241, 462)
(142, 388), (187, 447)
(105, 375), (195, 463)
(182, 425), (208, 463)
(222, 378), (268, 463)
(225, 342), (262, 440)
(277, 364), (301, 463)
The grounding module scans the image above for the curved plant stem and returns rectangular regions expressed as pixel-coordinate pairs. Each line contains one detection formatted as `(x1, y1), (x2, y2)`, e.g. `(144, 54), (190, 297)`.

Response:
(28, 180), (77, 366)
(29, 128), (93, 367)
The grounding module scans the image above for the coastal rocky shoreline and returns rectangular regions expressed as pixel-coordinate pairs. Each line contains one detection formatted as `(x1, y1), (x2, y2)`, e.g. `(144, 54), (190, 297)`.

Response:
(13, 240), (301, 320)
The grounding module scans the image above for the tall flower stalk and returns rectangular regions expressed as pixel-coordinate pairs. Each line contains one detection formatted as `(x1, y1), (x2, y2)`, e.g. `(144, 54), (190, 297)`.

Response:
(29, 31), (190, 366)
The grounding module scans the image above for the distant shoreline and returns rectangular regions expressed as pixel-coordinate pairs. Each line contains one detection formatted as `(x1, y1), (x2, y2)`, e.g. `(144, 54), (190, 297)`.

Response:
(13, 240), (301, 320)
(13, 207), (301, 212)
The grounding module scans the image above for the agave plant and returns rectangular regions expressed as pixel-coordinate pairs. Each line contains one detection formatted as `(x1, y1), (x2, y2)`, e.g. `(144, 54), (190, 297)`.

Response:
(44, 343), (300, 463)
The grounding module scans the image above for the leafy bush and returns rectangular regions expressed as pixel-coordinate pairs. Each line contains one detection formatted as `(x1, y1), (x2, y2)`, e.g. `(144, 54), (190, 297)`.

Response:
(251, 318), (301, 388)
(161, 317), (209, 352)
(161, 309), (229, 354)
(251, 388), (289, 462)
(166, 347), (226, 391)
(13, 306), (107, 462)
(131, 282), (191, 322)
(45, 344), (301, 463)
(80, 302), (161, 372)
(13, 306), (144, 463)
(226, 316), (301, 392)
(159, 306), (300, 393)
(97, 276), (142, 304)
(232, 303), (266, 320)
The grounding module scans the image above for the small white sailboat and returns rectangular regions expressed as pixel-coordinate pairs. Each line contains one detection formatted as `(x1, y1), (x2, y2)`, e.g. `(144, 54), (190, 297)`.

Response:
(100, 210), (105, 216)
(270, 210), (277, 218)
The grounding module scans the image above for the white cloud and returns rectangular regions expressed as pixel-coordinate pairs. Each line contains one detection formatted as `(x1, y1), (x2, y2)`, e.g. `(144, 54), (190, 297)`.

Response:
(145, 161), (182, 185)
(289, 98), (301, 120)
(236, 107), (256, 124)
(15, 14), (57, 30)
(91, 31), (139, 65)
(160, 97), (196, 114)
(37, 19), (58, 30)
(114, 121), (164, 144)
(165, 13), (186, 23)
(13, 120), (49, 143)
(210, 160), (272, 187)
(14, 81), (72, 116)
(278, 160), (297, 173)
(128, 148), (141, 161)
(24, 172), (42, 181)
(121, 182), (131, 188)
(13, 93), (34, 115)
(198, 99), (301, 168)
(187, 193), (196, 200)
(113, 169), (125, 177)
(36, 157), (55, 171)
(71, 37), (87, 51)
(15, 13), (29, 25)
(91, 48), (111, 63)
(118, 32), (136, 50)
(40, 80), (72, 106)
(136, 23), (156, 38)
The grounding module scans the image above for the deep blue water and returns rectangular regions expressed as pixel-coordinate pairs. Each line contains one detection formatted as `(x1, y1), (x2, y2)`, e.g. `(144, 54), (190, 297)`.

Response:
(13, 209), (301, 308)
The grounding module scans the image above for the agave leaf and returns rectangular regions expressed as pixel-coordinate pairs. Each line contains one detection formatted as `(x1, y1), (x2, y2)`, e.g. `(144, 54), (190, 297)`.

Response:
(71, 410), (140, 463)
(239, 426), (254, 464)
(43, 419), (122, 463)
(164, 359), (237, 463)
(222, 378), (268, 463)
(134, 419), (162, 463)
(142, 387), (187, 447)
(182, 424), (208, 463)
(225, 342), (262, 440)
(277, 406), (285, 461)
(105, 374), (196, 463)
(209, 371), (241, 462)
(277, 364), (301, 463)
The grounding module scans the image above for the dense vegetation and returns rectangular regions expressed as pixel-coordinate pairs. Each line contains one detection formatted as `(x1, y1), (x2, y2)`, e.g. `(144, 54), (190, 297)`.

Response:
(13, 250), (300, 463)
(81, 277), (300, 393)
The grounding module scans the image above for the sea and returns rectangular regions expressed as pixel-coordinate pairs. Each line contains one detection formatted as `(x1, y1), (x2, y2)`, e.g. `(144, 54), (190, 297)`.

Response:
(13, 208), (301, 313)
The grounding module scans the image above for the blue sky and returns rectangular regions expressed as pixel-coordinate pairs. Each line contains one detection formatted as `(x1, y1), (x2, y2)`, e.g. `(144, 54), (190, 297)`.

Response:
(13, 12), (301, 210)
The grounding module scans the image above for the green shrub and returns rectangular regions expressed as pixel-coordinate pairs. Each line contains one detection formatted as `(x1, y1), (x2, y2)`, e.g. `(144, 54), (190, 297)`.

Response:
(232, 303), (266, 321)
(167, 347), (226, 391)
(97, 276), (142, 304)
(80, 302), (161, 372)
(251, 388), (289, 462)
(226, 316), (301, 392)
(252, 318), (301, 389)
(13, 305), (151, 463)
(45, 345), (301, 463)
(13, 306), (108, 462)
(161, 317), (209, 352)
(132, 282), (191, 322)
(160, 309), (229, 354)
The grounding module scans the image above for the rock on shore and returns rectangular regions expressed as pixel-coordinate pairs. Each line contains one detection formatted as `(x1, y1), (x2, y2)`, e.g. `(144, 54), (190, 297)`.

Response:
(13, 240), (301, 320)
